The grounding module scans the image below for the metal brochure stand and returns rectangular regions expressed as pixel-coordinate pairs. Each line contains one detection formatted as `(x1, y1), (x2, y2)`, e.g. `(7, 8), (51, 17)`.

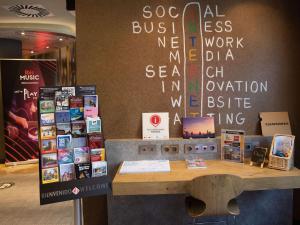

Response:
(37, 85), (109, 223)
(74, 198), (83, 225)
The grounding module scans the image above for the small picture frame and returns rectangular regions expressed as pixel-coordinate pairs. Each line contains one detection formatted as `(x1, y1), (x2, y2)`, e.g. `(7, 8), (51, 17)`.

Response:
(250, 147), (268, 168)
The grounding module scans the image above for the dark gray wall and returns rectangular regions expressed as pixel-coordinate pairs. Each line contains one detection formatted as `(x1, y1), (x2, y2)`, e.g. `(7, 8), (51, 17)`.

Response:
(0, 38), (22, 163)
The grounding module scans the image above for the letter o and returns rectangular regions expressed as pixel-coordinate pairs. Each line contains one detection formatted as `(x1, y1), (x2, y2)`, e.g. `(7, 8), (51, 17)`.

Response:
(206, 81), (215, 91)
(156, 5), (165, 18)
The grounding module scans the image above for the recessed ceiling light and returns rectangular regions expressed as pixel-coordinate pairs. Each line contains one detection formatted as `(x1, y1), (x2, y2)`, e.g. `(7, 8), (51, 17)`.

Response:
(21, 32), (25, 35)
(30, 50), (34, 54)
(59, 38), (63, 41)
(46, 46), (49, 49)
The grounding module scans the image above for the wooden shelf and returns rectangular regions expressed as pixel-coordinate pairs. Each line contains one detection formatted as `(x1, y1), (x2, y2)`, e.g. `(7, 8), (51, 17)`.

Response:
(113, 160), (300, 196)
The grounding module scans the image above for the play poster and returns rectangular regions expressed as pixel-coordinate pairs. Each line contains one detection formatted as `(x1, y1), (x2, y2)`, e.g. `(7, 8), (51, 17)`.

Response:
(1, 59), (57, 163)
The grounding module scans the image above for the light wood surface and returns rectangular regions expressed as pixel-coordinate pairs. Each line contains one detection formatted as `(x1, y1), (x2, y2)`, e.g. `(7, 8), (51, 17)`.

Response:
(113, 160), (300, 216)
(113, 160), (300, 195)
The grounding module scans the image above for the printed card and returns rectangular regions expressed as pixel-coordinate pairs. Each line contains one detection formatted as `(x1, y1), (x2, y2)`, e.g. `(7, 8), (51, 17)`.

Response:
(92, 161), (107, 177)
(42, 167), (59, 184)
(39, 100), (55, 113)
(142, 112), (169, 140)
(57, 134), (72, 149)
(59, 163), (75, 182)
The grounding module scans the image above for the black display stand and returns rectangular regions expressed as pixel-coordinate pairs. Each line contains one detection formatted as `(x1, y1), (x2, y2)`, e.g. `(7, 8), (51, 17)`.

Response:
(39, 175), (108, 205)
(38, 86), (109, 225)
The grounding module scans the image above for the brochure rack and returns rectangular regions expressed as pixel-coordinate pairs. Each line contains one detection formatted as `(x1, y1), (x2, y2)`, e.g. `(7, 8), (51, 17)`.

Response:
(38, 85), (109, 225)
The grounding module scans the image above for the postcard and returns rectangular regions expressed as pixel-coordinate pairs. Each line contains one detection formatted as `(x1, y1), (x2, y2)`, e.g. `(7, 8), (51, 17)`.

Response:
(55, 91), (69, 111)
(86, 117), (101, 133)
(69, 96), (84, 108)
(39, 87), (61, 100)
(74, 147), (90, 164)
(40, 113), (55, 126)
(90, 148), (105, 162)
(59, 163), (75, 182)
(41, 139), (57, 154)
(62, 86), (76, 97)
(55, 110), (71, 123)
(88, 133), (103, 149)
(40, 125), (56, 140)
(39, 100), (55, 113)
(84, 95), (98, 108)
(57, 134), (72, 149)
(58, 149), (74, 164)
(75, 163), (91, 179)
(56, 123), (71, 135)
(92, 161), (107, 177)
(72, 137), (87, 148)
(70, 107), (84, 121)
(76, 85), (96, 96)
(84, 107), (98, 119)
(41, 153), (58, 168)
(42, 167), (59, 184)
(71, 120), (86, 137)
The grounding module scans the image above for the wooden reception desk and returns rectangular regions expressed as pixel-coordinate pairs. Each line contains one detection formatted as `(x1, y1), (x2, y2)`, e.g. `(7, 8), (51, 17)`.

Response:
(112, 160), (300, 216)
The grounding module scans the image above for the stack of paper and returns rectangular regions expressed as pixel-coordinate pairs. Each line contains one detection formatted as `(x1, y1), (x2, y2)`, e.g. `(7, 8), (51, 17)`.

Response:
(119, 160), (171, 174)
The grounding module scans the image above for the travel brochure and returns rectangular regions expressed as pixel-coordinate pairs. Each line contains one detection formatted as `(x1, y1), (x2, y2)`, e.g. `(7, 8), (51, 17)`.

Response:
(38, 86), (107, 185)
(186, 158), (207, 169)
(221, 129), (245, 163)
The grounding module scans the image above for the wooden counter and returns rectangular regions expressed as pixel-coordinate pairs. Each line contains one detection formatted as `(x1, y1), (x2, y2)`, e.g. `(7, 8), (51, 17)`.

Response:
(113, 160), (300, 196)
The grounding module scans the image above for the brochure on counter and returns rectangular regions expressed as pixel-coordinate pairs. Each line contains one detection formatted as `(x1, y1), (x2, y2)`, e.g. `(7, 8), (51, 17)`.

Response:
(119, 160), (171, 174)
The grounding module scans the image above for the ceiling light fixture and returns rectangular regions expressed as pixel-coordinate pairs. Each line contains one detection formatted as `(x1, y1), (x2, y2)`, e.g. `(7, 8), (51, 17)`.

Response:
(30, 50), (34, 54)
(59, 38), (63, 41)
(21, 32), (25, 35)
(46, 46), (49, 49)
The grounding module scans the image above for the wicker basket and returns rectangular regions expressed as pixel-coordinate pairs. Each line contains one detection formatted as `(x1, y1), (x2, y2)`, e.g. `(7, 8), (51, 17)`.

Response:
(268, 134), (295, 171)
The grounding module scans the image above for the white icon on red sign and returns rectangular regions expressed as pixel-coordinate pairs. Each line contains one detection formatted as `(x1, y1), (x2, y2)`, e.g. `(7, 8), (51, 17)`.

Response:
(150, 114), (161, 127)
(72, 187), (80, 195)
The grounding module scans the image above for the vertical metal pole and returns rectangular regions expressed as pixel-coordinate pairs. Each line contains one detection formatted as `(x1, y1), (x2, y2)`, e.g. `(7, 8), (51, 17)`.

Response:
(74, 198), (83, 225)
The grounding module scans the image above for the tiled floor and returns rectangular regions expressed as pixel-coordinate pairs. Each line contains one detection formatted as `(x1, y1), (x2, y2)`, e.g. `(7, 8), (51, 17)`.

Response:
(0, 163), (73, 225)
